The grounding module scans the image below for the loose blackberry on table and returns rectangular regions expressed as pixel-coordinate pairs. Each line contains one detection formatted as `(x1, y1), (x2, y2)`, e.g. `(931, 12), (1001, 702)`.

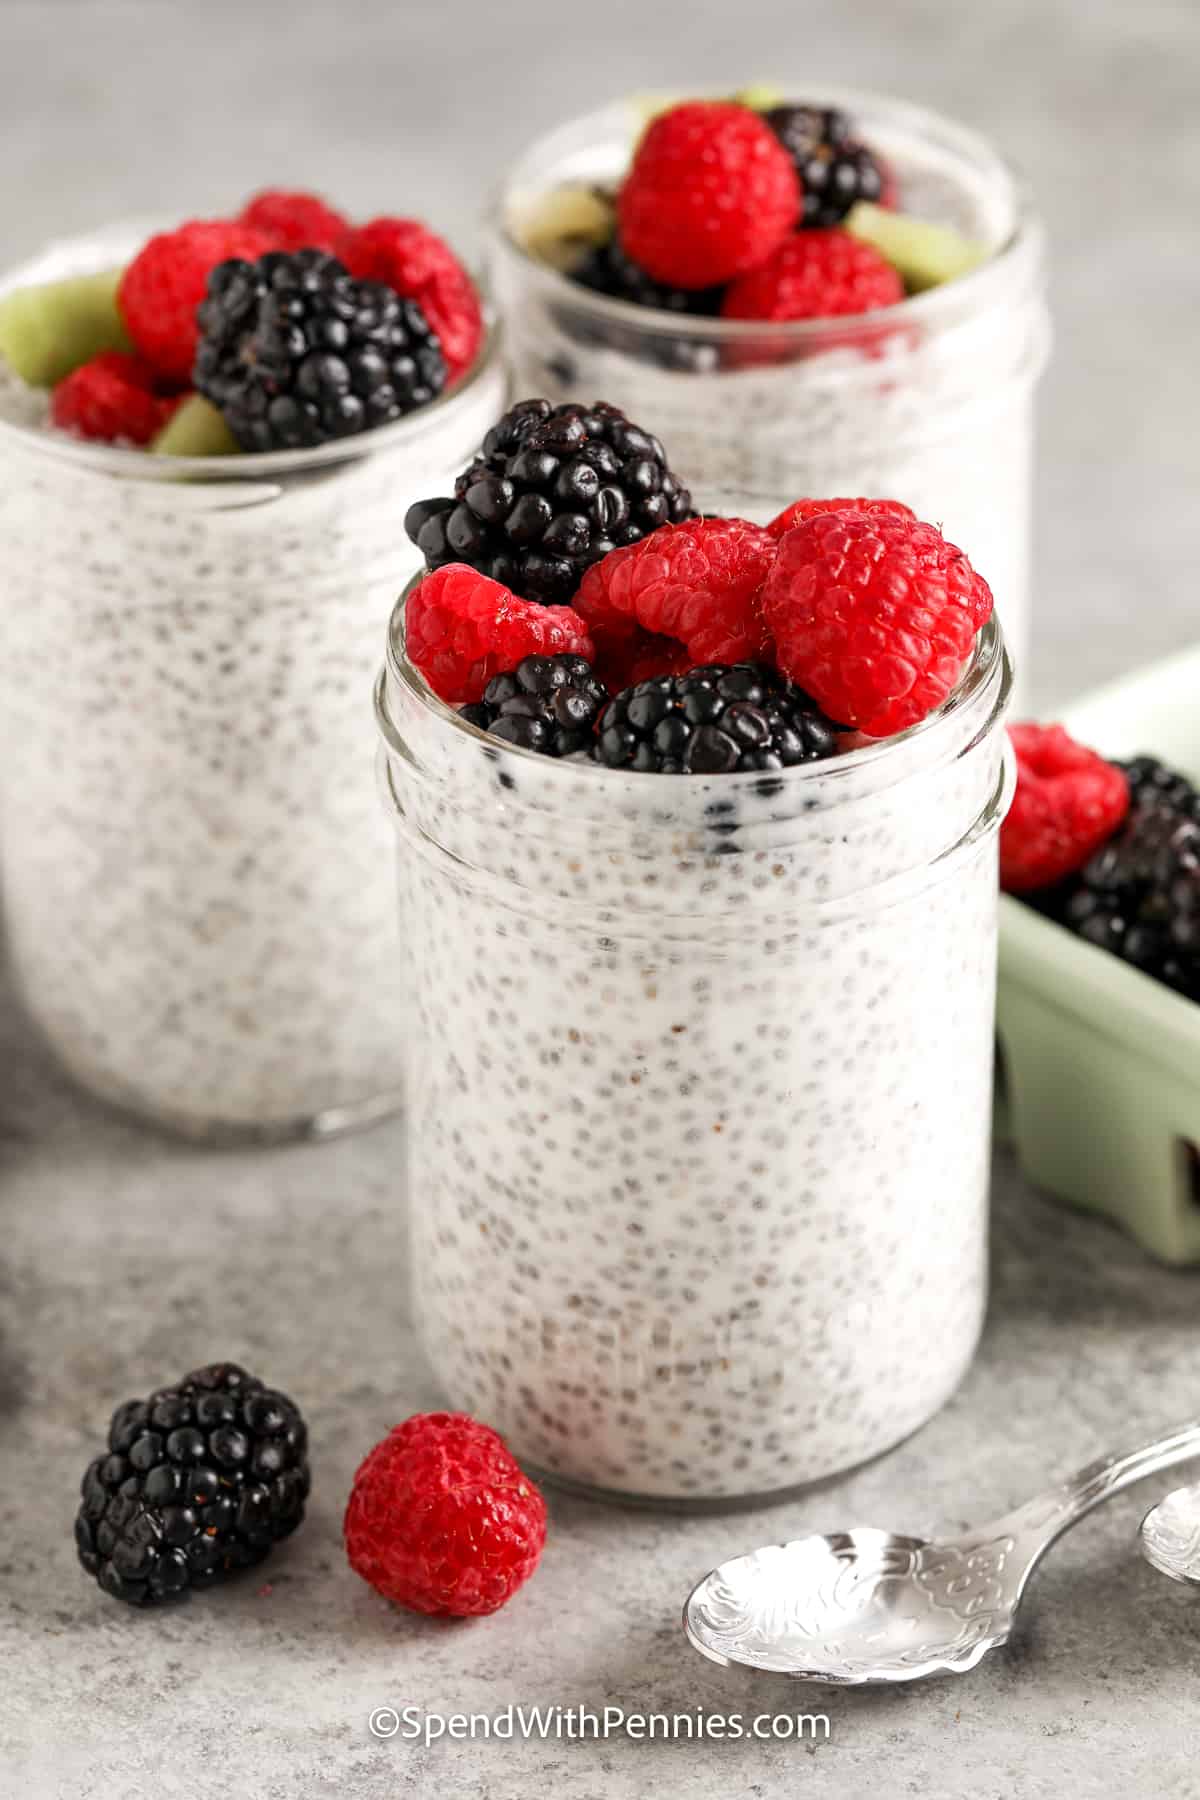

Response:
(75, 1362), (310, 1606)
(193, 249), (447, 451)
(460, 653), (608, 756)
(764, 104), (886, 228)
(593, 663), (840, 774)
(404, 397), (695, 605)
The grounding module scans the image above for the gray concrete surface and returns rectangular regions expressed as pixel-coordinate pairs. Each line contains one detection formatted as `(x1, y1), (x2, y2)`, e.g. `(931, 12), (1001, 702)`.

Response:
(3, 0), (1200, 1794)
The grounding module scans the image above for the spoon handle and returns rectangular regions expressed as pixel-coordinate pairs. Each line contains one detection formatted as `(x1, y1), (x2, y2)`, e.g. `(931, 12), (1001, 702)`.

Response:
(969, 1419), (1200, 1556)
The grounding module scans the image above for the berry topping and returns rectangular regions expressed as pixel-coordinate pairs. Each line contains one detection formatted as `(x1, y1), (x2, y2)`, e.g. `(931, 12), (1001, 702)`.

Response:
(238, 188), (350, 252)
(1060, 787), (1200, 999)
(460, 653), (607, 756)
(343, 1412), (547, 1617)
(572, 239), (723, 318)
(1000, 724), (1131, 895)
(721, 229), (904, 323)
(764, 104), (886, 228)
(340, 217), (483, 383)
(117, 219), (273, 385)
(51, 350), (183, 446)
(594, 663), (840, 775)
(766, 496), (916, 539)
(405, 397), (694, 607)
(574, 516), (774, 666)
(406, 564), (594, 705)
(193, 249), (446, 451)
(762, 507), (993, 737)
(617, 101), (801, 289)
(75, 1362), (309, 1607)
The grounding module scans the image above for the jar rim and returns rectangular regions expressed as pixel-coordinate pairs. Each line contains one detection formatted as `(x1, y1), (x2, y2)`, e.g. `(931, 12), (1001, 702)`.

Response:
(487, 84), (1044, 349)
(379, 581), (1012, 799)
(0, 216), (504, 483)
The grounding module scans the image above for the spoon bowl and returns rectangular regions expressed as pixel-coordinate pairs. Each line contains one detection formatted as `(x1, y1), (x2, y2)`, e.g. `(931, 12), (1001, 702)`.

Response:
(685, 1528), (1013, 1684)
(1140, 1482), (1200, 1586)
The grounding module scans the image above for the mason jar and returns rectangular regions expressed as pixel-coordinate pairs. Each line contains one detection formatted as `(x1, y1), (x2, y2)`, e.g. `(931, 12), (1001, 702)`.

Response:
(489, 88), (1047, 701)
(0, 223), (506, 1142)
(376, 592), (1014, 1505)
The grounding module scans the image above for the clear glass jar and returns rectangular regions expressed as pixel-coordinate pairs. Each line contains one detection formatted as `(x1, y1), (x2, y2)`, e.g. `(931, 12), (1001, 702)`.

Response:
(376, 594), (1014, 1505)
(488, 89), (1048, 702)
(0, 223), (507, 1143)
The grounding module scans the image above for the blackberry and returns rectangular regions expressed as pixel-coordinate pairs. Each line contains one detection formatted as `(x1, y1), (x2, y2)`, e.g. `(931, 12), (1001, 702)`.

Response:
(194, 249), (446, 452)
(1062, 795), (1200, 1000)
(593, 663), (840, 775)
(460, 654), (607, 756)
(404, 398), (695, 606)
(764, 105), (885, 228)
(75, 1362), (310, 1606)
(572, 239), (724, 318)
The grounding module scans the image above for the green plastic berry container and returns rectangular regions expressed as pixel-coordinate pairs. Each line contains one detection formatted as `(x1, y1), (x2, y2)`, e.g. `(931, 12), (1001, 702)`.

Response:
(996, 643), (1200, 1264)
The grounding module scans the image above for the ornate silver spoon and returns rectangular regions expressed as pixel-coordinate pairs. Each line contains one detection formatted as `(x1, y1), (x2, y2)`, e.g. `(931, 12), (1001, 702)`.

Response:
(684, 1421), (1200, 1685)
(1140, 1481), (1200, 1586)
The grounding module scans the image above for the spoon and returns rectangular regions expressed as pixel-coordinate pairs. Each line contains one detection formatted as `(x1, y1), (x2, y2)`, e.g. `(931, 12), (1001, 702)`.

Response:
(1140, 1481), (1200, 1586)
(684, 1420), (1200, 1685)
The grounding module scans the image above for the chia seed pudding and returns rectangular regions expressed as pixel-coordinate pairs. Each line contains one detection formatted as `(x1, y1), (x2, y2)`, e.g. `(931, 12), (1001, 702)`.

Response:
(377, 600), (1014, 1505)
(489, 89), (1047, 703)
(0, 223), (506, 1141)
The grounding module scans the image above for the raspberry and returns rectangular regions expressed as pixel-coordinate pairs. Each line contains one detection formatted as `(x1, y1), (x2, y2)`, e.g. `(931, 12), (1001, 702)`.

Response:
(341, 218), (483, 382)
(343, 1412), (547, 1617)
(1000, 724), (1131, 895)
(50, 351), (182, 446)
(238, 188), (350, 252)
(762, 508), (993, 737)
(766, 496), (916, 539)
(406, 563), (594, 704)
(574, 518), (774, 666)
(617, 102), (800, 289)
(118, 220), (273, 384)
(721, 229), (904, 322)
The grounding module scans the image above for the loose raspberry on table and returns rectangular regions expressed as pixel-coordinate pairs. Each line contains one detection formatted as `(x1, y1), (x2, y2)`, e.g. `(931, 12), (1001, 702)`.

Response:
(238, 188), (350, 252)
(344, 1412), (547, 1617)
(51, 350), (183, 446)
(406, 563), (594, 704)
(761, 507), (993, 737)
(766, 496), (916, 539)
(1000, 724), (1131, 895)
(573, 517), (775, 666)
(617, 102), (801, 290)
(721, 228), (904, 322)
(118, 220), (273, 384)
(341, 217), (483, 382)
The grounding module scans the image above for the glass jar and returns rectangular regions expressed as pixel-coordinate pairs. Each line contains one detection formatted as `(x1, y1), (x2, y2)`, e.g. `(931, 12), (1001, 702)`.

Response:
(376, 593), (1014, 1505)
(488, 89), (1048, 702)
(0, 223), (507, 1142)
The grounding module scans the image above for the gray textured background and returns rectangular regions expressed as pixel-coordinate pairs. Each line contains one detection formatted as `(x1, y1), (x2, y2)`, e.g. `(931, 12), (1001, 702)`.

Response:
(3, 1), (1200, 1795)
